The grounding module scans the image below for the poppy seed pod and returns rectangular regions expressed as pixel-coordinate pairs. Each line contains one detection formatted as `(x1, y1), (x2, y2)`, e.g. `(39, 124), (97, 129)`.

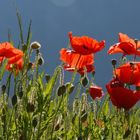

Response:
(65, 82), (75, 94)
(30, 41), (41, 50)
(12, 94), (17, 106)
(81, 76), (89, 87)
(111, 59), (117, 66)
(38, 56), (44, 65)
(57, 85), (66, 96)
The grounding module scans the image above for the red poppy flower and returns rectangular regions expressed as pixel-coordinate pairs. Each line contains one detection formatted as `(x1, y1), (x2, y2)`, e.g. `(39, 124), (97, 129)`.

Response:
(60, 48), (94, 74)
(108, 33), (140, 56)
(0, 42), (23, 58)
(69, 32), (105, 55)
(115, 62), (140, 86)
(106, 78), (140, 110)
(89, 84), (103, 100)
(0, 42), (24, 72)
(6, 57), (23, 71)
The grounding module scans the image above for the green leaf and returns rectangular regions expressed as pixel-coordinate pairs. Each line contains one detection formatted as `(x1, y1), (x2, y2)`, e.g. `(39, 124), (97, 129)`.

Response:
(16, 10), (24, 45)
(26, 20), (32, 47)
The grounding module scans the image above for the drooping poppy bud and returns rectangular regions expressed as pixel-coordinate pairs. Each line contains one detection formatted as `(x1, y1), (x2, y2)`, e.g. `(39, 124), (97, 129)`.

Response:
(65, 82), (75, 94)
(81, 76), (89, 87)
(12, 94), (17, 106)
(57, 85), (66, 96)
(38, 56), (44, 65)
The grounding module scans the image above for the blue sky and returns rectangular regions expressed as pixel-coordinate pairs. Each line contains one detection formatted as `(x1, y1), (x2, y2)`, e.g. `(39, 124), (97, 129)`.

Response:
(0, 0), (140, 90)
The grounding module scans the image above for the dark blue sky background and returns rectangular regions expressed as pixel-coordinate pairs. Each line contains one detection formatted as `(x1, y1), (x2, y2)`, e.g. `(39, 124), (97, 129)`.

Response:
(0, 0), (140, 90)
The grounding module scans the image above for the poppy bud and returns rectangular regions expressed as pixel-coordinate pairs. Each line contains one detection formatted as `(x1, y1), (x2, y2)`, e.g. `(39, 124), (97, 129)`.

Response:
(45, 74), (51, 82)
(1, 85), (6, 93)
(111, 59), (117, 66)
(27, 62), (33, 70)
(12, 94), (17, 106)
(30, 41), (41, 50)
(38, 56), (44, 66)
(26, 103), (35, 113)
(32, 118), (38, 128)
(81, 76), (89, 87)
(57, 85), (66, 96)
(65, 82), (75, 94)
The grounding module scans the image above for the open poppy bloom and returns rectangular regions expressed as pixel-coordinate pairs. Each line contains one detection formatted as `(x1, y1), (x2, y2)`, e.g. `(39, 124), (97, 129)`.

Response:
(115, 62), (140, 86)
(89, 84), (104, 100)
(0, 42), (24, 72)
(60, 48), (94, 74)
(108, 33), (140, 56)
(69, 32), (105, 55)
(106, 78), (140, 110)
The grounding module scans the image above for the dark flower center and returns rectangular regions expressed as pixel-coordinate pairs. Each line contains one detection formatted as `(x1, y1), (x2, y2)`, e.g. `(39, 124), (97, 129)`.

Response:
(83, 45), (89, 50)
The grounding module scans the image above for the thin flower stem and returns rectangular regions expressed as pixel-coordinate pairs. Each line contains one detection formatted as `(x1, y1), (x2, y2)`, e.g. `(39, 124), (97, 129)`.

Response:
(50, 95), (64, 140)
(6, 73), (12, 97)
(7, 109), (14, 139)
(75, 82), (81, 99)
